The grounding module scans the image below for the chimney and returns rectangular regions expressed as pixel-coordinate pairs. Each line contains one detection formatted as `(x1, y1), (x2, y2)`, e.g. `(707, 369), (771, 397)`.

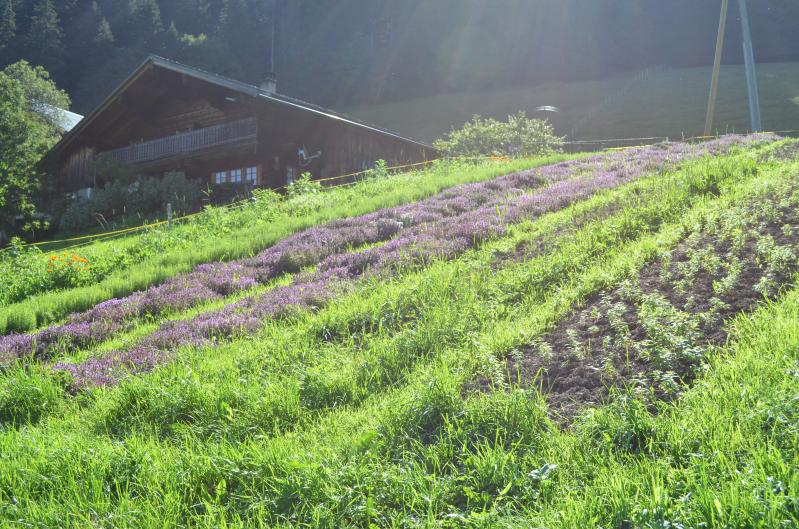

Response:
(260, 72), (277, 93)
(263, 0), (278, 94)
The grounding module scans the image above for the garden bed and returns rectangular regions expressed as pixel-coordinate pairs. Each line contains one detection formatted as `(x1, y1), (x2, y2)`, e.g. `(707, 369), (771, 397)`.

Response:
(2, 138), (767, 385)
(485, 177), (799, 420)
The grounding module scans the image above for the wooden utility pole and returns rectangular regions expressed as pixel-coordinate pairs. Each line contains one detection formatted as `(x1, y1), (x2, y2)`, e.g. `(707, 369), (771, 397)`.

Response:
(738, 0), (762, 132)
(704, 0), (729, 137)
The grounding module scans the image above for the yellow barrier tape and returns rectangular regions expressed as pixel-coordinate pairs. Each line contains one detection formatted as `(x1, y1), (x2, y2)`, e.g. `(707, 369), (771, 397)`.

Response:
(26, 219), (170, 247)
(6, 158), (452, 251)
(13, 132), (786, 254)
(311, 159), (438, 184)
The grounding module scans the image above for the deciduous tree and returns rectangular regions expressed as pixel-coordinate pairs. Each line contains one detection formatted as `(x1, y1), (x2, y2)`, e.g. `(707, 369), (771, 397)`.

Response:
(0, 61), (70, 240)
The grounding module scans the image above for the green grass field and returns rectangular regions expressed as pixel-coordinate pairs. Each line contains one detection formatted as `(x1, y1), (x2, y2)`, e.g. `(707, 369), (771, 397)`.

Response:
(1, 137), (798, 527)
(345, 62), (799, 143)
(0, 156), (581, 333)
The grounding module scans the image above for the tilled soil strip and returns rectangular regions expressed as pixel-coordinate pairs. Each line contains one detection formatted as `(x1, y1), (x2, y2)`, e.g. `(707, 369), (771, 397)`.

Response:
(478, 177), (799, 422)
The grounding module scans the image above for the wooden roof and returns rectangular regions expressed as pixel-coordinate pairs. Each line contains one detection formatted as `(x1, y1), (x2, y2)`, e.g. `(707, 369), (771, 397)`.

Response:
(47, 55), (434, 160)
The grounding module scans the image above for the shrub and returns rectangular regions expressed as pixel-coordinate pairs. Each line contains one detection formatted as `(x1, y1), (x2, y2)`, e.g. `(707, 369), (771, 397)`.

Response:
(160, 171), (202, 214)
(0, 238), (47, 305)
(57, 199), (94, 233)
(434, 111), (563, 158)
(126, 176), (161, 215)
(251, 187), (281, 211)
(362, 159), (388, 180)
(45, 252), (94, 289)
(57, 172), (203, 232)
(6, 308), (36, 334)
(207, 182), (253, 205)
(286, 172), (322, 199)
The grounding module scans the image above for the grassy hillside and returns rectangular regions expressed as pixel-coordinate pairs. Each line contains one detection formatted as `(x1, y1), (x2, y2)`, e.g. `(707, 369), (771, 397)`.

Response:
(345, 62), (799, 143)
(1, 135), (798, 527)
(0, 156), (579, 334)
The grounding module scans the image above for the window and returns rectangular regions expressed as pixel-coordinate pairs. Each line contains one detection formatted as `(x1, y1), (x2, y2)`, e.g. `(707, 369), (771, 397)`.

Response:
(214, 171), (226, 184)
(246, 166), (258, 185)
(230, 169), (242, 183)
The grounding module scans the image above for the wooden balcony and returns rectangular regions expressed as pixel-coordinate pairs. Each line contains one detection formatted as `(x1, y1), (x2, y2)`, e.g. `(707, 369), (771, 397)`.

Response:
(99, 118), (257, 166)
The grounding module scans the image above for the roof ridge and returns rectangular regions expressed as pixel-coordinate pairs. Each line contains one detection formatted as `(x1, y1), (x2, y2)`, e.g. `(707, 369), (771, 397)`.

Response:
(46, 54), (434, 160)
(146, 55), (428, 148)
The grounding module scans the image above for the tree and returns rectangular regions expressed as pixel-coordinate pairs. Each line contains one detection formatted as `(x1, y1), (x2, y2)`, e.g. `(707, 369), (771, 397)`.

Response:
(124, 0), (163, 47)
(87, 8), (114, 65)
(25, 0), (64, 71)
(4, 0), (799, 116)
(0, 61), (70, 240)
(0, 0), (15, 50)
(95, 16), (114, 46)
(434, 112), (563, 158)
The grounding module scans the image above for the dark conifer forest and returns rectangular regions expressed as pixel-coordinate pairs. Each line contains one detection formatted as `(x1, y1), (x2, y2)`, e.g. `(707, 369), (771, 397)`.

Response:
(1, 1), (798, 114)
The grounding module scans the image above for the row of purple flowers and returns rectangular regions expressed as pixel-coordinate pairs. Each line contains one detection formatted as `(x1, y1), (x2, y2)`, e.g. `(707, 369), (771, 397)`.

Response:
(1, 136), (775, 388)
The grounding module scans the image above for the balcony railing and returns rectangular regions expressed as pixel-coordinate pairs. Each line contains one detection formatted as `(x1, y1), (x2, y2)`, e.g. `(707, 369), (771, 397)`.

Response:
(100, 117), (257, 166)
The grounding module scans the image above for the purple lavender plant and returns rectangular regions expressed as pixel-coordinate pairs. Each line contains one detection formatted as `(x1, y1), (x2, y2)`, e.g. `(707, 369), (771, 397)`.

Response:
(0, 135), (778, 376)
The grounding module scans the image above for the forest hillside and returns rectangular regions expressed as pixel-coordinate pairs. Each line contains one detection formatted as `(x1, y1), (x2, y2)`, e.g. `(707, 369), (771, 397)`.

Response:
(1, 1), (798, 114)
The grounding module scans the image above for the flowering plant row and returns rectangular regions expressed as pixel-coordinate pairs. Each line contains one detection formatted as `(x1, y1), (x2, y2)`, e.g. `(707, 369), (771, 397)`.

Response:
(0, 136), (776, 386)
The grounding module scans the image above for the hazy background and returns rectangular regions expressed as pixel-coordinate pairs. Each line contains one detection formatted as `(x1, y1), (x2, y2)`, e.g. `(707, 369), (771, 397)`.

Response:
(2, 0), (797, 139)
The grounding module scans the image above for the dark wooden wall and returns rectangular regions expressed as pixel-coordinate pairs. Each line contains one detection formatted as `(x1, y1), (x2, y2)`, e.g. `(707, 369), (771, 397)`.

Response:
(58, 146), (96, 190)
(53, 65), (434, 193)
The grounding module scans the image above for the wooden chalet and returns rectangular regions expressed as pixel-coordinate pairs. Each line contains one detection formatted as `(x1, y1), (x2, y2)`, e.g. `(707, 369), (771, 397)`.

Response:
(45, 56), (436, 194)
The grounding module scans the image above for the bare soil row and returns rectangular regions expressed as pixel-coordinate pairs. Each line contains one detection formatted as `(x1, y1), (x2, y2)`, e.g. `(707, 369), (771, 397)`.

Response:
(476, 174), (799, 421)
